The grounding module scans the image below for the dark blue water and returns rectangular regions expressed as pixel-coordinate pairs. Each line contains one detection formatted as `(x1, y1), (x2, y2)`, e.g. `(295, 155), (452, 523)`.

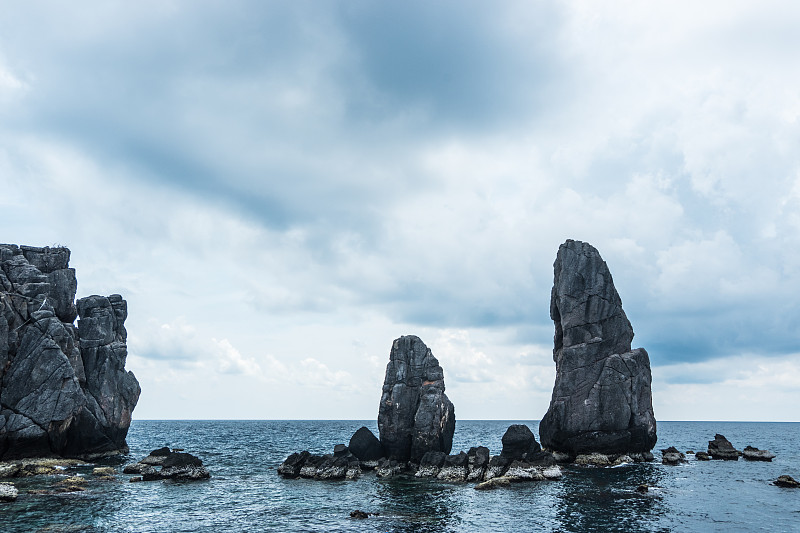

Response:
(2, 421), (799, 532)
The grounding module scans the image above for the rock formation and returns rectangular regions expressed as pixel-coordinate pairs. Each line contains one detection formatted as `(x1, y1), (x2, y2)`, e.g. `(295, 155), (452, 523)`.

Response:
(377, 335), (455, 462)
(707, 434), (739, 460)
(0, 244), (140, 459)
(539, 240), (657, 455)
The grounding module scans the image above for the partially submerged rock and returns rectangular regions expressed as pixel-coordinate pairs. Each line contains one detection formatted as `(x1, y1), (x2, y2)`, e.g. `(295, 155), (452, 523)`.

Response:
(742, 446), (775, 462)
(708, 434), (739, 460)
(378, 335), (455, 462)
(500, 425), (540, 461)
(774, 475), (800, 488)
(539, 240), (657, 455)
(127, 449), (210, 481)
(661, 447), (687, 466)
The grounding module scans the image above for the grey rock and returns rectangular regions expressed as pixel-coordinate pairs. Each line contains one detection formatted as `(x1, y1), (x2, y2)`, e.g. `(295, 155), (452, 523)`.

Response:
(542, 465), (563, 480)
(378, 335), (455, 462)
(315, 455), (348, 480)
(348, 426), (383, 461)
(774, 475), (800, 488)
(505, 461), (545, 481)
(661, 447), (686, 465)
(539, 240), (657, 455)
(436, 451), (468, 481)
(708, 434), (739, 460)
(277, 451), (310, 478)
(695, 451), (710, 461)
(0, 245), (139, 460)
(574, 453), (612, 467)
(742, 446), (775, 461)
(474, 476), (512, 490)
(466, 446), (490, 481)
(484, 455), (511, 481)
(415, 450), (447, 478)
(500, 425), (540, 460)
(299, 455), (325, 478)
(375, 458), (402, 478)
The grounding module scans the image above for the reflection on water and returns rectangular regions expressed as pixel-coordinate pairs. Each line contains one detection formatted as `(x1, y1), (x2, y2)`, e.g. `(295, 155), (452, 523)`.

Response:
(375, 476), (461, 532)
(554, 464), (669, 533)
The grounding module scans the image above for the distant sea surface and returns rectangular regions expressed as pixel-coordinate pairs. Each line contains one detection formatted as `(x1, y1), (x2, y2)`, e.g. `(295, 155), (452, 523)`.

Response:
(2, 420), (799, 532)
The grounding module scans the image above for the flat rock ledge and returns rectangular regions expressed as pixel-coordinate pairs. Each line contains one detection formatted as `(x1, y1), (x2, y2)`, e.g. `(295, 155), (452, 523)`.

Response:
(123, 448), (210, 481)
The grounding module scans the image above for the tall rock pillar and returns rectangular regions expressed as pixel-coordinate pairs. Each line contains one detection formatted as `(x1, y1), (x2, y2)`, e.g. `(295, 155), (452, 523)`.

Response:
(539, 240), (656, 455)
(378, 335), (455, 462)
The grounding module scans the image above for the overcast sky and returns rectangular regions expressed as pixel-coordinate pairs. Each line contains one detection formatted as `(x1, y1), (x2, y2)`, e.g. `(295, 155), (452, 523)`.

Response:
(2, 1), (799, 421)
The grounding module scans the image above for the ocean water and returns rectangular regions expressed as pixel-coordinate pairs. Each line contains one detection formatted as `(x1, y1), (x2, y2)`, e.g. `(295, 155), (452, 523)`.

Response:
(2, 420), (799, 532)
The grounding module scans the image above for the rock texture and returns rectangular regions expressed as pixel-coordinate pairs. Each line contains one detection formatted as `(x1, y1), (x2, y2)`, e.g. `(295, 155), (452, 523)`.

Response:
(707, 434), (739, 460)
(378, 335), (455, 462)
(0, 244), (140, 459)
(742, 446), (775, 461)
(539, 240), (657, 455)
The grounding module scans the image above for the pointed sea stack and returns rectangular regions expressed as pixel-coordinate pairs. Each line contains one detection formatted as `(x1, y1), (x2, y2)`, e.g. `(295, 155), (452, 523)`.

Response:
(539, 240), (656, 455)
(378, 335), (455, 462)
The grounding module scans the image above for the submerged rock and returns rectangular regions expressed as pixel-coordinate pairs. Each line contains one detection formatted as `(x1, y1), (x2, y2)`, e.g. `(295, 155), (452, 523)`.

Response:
(539, 240), (657, 455)
(378, 335), (455, 462)
(0, 244), (140, 460)
(742, 446), (775, 462)
(708, 434), (739, 460)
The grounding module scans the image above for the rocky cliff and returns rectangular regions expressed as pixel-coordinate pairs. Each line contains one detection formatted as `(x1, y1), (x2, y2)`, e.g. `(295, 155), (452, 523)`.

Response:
(539, 240), (656, 455)
(378, 335), (455, 461)
(0, 244), (140, 459)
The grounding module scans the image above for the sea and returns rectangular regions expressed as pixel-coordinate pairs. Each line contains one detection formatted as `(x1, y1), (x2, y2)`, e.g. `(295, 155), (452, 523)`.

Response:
(2, 420), (799, 532)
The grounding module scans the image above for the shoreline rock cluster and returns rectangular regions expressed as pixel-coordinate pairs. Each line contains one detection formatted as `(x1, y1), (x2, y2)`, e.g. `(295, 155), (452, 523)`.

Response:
(124, 447), (211, 481)
(279, 423), (566, 489)
(659, 434), (776, 465)
(0, 244), (140, 460)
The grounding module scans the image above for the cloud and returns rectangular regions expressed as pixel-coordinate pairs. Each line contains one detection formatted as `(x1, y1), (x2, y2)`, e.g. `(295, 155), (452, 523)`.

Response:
(1, 1), (800, 418)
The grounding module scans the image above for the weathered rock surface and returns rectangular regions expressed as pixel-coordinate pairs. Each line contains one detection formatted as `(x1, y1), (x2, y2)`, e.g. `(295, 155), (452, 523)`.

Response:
(378, 335), (455, 462)
(742, 446), (775, 461)
(695, 451), (710, 461)
(539, 240), (657, 455)
(708, 434), (739, 460)
(0, 244), (140, 459)
(466, 446), (490, 481)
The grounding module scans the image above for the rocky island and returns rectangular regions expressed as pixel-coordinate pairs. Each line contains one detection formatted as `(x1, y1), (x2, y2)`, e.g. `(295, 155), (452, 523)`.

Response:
(0, 244), (140, 460)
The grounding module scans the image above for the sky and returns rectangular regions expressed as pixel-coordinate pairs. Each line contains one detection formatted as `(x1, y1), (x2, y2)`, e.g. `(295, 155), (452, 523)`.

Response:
(1, 1), (799, 421)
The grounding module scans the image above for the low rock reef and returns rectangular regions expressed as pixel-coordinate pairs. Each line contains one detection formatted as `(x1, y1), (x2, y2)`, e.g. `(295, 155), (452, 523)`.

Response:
(279, 423), (565, 488)
(658, 434), (776, 465)
(124, 447), (211, 481)
(0, 244), (140, 460)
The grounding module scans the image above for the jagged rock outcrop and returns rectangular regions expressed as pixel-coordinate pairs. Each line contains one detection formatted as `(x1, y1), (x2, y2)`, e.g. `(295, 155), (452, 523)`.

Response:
(378, 335), (455, 462)
(539, 240), (657, 455)
(0, 244), (140, 459)
(707, 434), (739, 460)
